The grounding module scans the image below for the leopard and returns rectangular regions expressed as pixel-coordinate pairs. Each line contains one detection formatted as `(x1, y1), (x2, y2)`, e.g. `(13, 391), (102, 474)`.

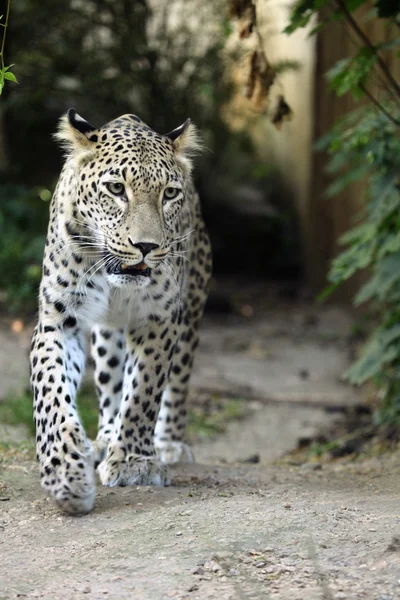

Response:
(29, 108), (211, 515)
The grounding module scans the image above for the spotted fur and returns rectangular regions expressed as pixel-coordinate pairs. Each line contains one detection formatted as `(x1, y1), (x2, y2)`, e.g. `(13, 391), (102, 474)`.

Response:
(30, 109), (211, 514)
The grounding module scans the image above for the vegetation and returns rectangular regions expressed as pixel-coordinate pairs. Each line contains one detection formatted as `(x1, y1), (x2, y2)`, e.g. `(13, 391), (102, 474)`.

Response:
(287, 0), (400, 424)
(0, 184), (49, 312)
(0, 0), (17, 95)
(0, 384), (246, 443)
(0, 0), (298, 311)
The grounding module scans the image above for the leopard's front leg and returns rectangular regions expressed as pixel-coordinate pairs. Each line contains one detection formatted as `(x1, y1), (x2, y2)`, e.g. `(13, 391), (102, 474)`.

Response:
(98, 313), (179, 487)
(30, 322), (95, 514)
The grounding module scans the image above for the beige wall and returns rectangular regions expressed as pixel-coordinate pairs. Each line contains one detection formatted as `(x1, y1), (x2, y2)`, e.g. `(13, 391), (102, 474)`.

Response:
(252, 0), (316, 250)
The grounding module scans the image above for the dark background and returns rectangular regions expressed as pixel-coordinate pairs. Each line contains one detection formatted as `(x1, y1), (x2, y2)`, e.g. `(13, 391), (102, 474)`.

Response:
(0, 0), (301, 313)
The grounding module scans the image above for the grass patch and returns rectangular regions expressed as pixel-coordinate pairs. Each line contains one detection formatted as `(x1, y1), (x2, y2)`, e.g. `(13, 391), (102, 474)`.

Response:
(187, 396), (246, 441)
(0, 386), (247, 445)
(308, 439), (341, 457)
(0, 439), (36, 463)
(76, 383), (98, 438)
(0, 383), (99, 440)
(0, 390), (35, 435)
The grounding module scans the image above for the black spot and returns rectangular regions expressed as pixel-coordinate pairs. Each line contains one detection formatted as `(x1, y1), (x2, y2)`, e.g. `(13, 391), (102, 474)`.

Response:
(113, 381), (123, 394)
(99, 371), (111, 384)
(107, 356), (120, 368)
(54, 301), (66, 313)
(64, 316), (77, 328)
(181, 353), (190, 366)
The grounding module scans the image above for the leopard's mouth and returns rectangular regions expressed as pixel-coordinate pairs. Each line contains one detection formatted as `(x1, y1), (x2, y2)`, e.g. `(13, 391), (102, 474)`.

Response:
(107, 261), (152, 278)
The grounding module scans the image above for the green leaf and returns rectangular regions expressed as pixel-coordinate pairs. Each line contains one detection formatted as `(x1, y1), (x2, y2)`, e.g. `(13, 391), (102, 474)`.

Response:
(328, 236), (375, 284)
(339, 222), (375, 246)
(369, 182), (400, 223)
(376, 232), (400, 259)
(284, 0), (329, 34)
(325, 163), (370, 196)
(3, 71), (17, 83)
(344, 333), (399, 384)
(326, 48), (378, 97)
(316, 281), (343, 302)
(354, 252), (400, 304)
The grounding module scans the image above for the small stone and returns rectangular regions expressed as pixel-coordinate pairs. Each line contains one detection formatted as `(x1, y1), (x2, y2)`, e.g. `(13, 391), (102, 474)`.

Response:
(176, 531), (182, 536)
(204, 560), (221, 572)
(298, 369), (309, 380)
(188, 584), (199, 592)
(193, 567), (204, 575)
(83, 587), (91, 594)
(284, 503), (291, 509)
(227, 569), (238, 577)
(386, 536), (400, 552)
(255, 561), (266, 568)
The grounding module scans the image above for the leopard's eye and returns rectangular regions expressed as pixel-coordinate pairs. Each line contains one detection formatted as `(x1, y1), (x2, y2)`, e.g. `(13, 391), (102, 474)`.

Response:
(163, 187), (180, 201)
(106, 182), (125, 196)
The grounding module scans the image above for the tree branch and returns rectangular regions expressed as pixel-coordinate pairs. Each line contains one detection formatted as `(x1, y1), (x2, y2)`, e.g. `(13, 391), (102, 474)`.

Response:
(0, 0), (11, 72)
(334, 0), (400, 100)
(359, 84), (400, 126)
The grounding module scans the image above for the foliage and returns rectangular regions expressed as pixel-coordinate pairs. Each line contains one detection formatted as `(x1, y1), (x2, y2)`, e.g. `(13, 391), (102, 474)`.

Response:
(0, 384), (247, 444)
(0, 0), (300, 310)
(287, 0), (400, 423)
(187, 397), (246, 440)
(0, 184), (50, 311)
(0, 383), (99, 439)
(4, 0), (233, 178)
(1, 0), (231, 307)
(0, 0), (17, 95)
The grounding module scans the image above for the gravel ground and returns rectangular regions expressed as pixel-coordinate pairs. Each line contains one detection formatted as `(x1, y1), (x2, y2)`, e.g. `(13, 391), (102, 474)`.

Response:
(1, 453), (400, 600)
(1, 296), (399, 599)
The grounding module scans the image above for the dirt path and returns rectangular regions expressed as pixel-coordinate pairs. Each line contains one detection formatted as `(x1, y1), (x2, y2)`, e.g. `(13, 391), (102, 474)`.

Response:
(2, 453), (400, 600)
(1, 297), (399, 599)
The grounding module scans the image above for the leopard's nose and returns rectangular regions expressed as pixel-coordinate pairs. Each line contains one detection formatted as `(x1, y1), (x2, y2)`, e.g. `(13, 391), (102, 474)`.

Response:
(128, 239), (159, 257)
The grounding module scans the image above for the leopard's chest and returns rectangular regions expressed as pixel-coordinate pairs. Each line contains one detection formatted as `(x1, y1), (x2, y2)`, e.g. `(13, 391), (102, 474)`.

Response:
(72, 268), (182, 331)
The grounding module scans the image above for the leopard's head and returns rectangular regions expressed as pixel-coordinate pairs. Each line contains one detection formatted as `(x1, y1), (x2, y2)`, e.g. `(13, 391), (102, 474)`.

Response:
(56, 108), (201, 287)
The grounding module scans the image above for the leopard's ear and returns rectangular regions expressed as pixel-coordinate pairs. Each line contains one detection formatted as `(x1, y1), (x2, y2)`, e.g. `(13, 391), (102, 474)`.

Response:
(165, 119), (202, 173)
(54, 108), (97, 158)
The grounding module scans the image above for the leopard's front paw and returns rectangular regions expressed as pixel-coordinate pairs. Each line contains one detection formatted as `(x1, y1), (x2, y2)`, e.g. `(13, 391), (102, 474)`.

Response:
(40, 423), (96, 515)
(155, 440), (194, 465)
(98, 445), (170, 487)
